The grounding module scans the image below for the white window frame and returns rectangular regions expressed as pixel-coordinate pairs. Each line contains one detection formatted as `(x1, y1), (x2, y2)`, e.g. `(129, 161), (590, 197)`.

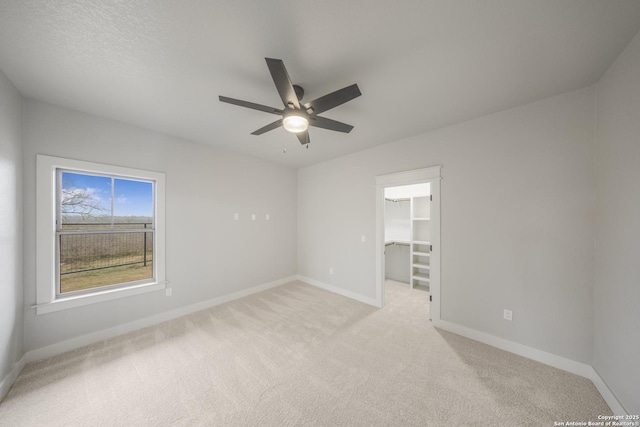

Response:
(36, 155), (166, 315)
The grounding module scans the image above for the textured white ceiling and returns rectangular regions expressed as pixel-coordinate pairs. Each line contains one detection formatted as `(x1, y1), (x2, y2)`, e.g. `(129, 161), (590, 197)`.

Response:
(1, 0), (640, 168)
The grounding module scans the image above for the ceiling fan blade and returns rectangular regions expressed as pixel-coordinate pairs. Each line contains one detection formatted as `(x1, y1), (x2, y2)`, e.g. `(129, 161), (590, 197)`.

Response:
(219, 96), (282, 115)
(304, 84), (361, 115)
(251, 119), (283, 135)
(296, 131), (310, 145)
(265, 58), (300, 109)
(309, 115), (354, 133)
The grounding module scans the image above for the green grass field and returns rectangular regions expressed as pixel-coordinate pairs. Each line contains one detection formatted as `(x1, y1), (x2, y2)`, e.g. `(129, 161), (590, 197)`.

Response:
(60, 263), (153, 293)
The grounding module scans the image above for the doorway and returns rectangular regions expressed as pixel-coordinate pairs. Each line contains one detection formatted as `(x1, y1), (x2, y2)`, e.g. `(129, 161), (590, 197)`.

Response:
(375, 167), (441, 322)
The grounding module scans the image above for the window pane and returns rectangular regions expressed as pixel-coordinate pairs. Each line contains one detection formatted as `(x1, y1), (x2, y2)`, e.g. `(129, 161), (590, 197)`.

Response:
(59, 231), (153, 293)
(114, 178), (153, 226)
(60, 172), (111, 230)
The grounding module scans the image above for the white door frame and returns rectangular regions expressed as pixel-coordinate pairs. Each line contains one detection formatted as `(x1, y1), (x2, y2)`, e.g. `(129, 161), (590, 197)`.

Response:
(375, 166), (442, 322)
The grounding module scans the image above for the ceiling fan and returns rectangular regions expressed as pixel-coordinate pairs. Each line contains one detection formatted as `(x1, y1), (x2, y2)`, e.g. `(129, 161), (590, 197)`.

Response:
(219, 58), (361, 146)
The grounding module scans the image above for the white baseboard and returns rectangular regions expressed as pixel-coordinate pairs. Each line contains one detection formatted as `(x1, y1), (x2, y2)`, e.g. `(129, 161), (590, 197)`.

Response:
(434, 319), (593, 378)
(589, 366), (628, 415)
(0, 355), (26, 403)
(25, 275), (297, 364)
(296, 275), (379, 307)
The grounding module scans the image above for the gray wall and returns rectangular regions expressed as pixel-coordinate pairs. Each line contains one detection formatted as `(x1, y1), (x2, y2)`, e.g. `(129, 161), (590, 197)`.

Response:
(22, 100), (298, 351)
(298, 87), (595, 364)
(0, 69), (23, 383)
(594, 30), (640, 414)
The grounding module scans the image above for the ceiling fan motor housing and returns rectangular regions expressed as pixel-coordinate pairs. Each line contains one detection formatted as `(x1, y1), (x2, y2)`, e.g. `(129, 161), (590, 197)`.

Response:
(293, 84), (304, 101)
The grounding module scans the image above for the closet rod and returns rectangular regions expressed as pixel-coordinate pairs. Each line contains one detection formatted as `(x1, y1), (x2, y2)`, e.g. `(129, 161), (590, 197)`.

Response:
(384, 198), (410, 203)
(385, 241), (410, 247)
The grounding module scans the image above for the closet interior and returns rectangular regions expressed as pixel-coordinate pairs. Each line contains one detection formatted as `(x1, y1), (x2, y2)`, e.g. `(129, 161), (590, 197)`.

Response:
(384, 183), (431, 292)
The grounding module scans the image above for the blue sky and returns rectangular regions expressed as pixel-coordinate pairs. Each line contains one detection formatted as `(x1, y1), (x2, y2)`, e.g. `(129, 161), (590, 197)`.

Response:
(62, 172), (153, 217)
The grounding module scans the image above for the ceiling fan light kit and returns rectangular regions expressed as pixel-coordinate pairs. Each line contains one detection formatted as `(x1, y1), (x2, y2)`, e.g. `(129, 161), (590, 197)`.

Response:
(282, 110), (309, 133)
(219, 58), (361, 146)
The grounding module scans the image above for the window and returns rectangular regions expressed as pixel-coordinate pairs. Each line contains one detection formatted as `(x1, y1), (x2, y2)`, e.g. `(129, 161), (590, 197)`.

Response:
(37, 155), (165, 314)
(58, 171), (155, 294)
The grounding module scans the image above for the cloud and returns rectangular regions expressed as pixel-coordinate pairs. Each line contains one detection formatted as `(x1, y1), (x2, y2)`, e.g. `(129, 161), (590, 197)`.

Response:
(116, 196), (128, 204)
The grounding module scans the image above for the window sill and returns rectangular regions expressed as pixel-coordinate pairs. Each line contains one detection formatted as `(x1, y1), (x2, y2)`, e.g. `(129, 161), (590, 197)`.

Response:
(35, 281), (166, 315)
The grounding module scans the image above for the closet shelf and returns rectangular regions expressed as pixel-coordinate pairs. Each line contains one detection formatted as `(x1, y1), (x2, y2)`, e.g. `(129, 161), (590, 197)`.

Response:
(412, 263), (430, 269)
(412, 274), (430, 282)
(413, 251), (430, 257)
(412, 217), (431, 221)
(412, 240), (431, 245)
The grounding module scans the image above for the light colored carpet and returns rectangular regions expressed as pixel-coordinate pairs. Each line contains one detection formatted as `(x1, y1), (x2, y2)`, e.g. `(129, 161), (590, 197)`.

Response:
(0, 280), (610, 426)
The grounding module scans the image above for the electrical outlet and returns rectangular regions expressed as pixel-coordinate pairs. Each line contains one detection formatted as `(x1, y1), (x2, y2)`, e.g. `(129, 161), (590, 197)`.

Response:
(166, 288), (173, 297)
(361, 235), (366, 243)
(265, 214), (270, 220)
(329, 268), (334, 275)
(251, 214), (256, 221)
(234, 213), (239, 220)
(503, 309), (513, 321)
